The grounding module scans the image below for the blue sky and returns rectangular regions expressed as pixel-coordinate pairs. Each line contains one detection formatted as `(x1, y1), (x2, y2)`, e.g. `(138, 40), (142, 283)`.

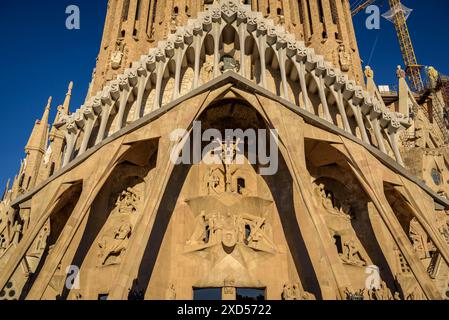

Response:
(0, 0), (448, 189)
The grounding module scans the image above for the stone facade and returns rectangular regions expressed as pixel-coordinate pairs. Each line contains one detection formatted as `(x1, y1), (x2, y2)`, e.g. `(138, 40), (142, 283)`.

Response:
(0, 0), (449, 300)
(88, 0), (364, 97)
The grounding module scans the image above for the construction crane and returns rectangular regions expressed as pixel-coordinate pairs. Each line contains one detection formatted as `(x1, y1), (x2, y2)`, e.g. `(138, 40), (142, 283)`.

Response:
(352, 0), (424, 93)
(352, 0), (449, 143)
(351, 0), (377, 17)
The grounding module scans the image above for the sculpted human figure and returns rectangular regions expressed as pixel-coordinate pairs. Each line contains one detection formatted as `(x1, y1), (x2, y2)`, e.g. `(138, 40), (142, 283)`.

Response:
(116, 187), (140, 214)
(166, 284), (176, 300)
(207, 169), (220, 195)
(187, 211), (207, 245)
(98, 223), (132, 266)
(341, 239), (366, 266)
(338, 45), (351, 72)
(282, 283), (315, 300)
(409, 218), (429, 259)
(282, 284), (294, 300)
(370, 281), (393, 300)
(11, 222), (22, 245)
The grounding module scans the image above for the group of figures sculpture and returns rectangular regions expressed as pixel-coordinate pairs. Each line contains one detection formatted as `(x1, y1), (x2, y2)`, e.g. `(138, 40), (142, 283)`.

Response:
(314, 184), (353, 220)
(96, 187), (140, 267)
(314, 183), (368, 267)
(0, 217), (22, 255)
(186, 209), (276, 254)
(281, 283), (315, 300)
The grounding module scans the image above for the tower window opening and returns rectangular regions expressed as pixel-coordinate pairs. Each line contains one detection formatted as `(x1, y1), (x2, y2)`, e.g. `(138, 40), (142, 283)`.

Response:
(147, 0), (158, 38)
(121, 30), (126, 38)
(330, 0), (338, 25)
(135, 0), (142, 20)
(306, 0), (314, 35)
(277, 8), (283, 16)
(122, 0), (131, 21)
(297, 1), (304, 25)
(174, 6), (179, 15)
(133, 28), (138, 37)
(318, 0), (325, 23)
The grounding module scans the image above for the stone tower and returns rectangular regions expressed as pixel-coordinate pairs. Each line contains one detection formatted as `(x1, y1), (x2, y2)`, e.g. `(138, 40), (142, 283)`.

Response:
(1, 0), (449, 301)
(90, 0), (363, 96)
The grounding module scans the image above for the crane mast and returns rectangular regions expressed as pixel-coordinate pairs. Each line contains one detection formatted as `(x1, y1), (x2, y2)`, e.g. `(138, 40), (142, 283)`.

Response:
(352, 0), (424, 92)
(388, 0), (424, 92)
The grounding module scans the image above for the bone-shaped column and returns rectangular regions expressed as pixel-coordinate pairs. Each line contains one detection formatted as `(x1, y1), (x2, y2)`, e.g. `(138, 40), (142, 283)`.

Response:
(361, 96), (387, 154)
(172, 38), (185, 101)
(256, 22), (268, 89)
(62, 122), (79, 167)
(344, 82), (370, 145)
(133, 59), (150, 121)
(152, 50), (167, 111)
(96, 83), (120, 144)
(332, 74), (352, 133)
(78, 107), (97, 155)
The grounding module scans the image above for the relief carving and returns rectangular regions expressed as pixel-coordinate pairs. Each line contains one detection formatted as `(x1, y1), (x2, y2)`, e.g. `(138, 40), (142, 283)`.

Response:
(344, 288), (365, 300)
(115, 187), (140, 214)
(166, 284), (176, 300)
(340, 239), (367, 267)
(409, 218), (436, 260)
(314, 184), (352, 220)
(186, 211), (276, 254)
(366, 281), (394, 300)
(282, 283), (316, 300)
(338, 44), (351, 73)
(0, 210), (24, 255)
(111, 40), (126, 70)
(97, 223), (132, 267)
(207, 169), (221, 195)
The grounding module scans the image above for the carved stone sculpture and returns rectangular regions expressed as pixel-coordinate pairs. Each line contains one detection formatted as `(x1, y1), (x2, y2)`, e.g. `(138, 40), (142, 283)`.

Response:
(98, 223), (132, 266)
(185, 211), (276, 254)
(314, 184), (352, 220)
(115, 187), (140, 214)
(166, 284), (176, 300)
(344, 288), (365, 300)
(368, 281), (394, 300)
(111, 51), (124, 70)
(207, 169), (220, 195)
(409, 218), (431, 259)
(338, 45), (351, 72)
(340, 239), (367, 267)
(282, 283), (315, 300)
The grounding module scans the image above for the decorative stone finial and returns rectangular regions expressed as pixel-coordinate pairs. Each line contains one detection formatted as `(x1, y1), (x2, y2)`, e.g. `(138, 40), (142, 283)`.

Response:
(46, 96), (53, 109)
(396, 65), (406, 79)
(364, 66), (374, 78)
(62, 82), (74, 114)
